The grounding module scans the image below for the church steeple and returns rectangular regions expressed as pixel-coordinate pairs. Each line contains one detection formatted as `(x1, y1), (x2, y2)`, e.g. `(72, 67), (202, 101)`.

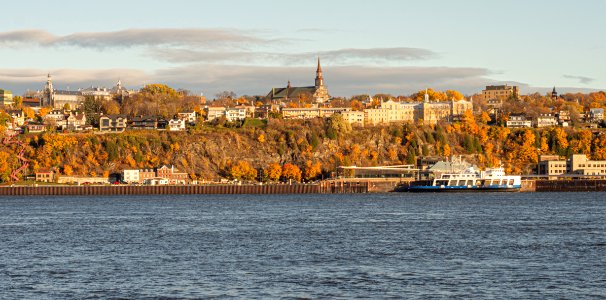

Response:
(44, 73), (54, 107)
(551, 86), (558, 99)
(315, 57), (324, 88)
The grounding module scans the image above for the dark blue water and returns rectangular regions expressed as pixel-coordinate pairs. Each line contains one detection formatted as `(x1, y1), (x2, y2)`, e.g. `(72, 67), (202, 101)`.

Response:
(1, 193), (605, 299)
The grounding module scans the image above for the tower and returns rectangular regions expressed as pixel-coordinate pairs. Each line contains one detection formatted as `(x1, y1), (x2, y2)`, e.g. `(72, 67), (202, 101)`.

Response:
(315, 57), (324, 88)
(551, 87), (558, 100)
(312, 57), (330, 103)
(424, 89), (429, 103)
(43, 73), (54, 107)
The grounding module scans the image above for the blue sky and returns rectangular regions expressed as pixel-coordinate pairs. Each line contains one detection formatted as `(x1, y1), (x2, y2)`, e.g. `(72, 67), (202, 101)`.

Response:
(0, 0), (604, 97)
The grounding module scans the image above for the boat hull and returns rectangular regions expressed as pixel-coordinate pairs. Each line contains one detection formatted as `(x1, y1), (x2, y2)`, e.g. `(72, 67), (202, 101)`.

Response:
(401, 185), (521, 193)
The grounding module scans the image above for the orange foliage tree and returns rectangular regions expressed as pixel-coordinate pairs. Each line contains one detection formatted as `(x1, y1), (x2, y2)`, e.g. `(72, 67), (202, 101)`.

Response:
(281, 163), (302, 182)
(265, 163), (282, 182)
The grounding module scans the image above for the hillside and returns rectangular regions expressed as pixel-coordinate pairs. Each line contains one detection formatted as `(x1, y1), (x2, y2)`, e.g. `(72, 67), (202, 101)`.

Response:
(1, 116), (606, 183)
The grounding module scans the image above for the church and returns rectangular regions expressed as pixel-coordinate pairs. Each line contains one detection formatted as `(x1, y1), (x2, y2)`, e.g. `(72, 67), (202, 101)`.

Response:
(267, 58), (330, 104)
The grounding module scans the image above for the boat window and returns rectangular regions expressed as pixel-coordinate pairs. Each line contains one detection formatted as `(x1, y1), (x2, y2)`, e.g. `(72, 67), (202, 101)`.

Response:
(509, 179), (514, 185)
(436, 180), (448, 186)
(458, 180), (466, 186)
(468, 180), (475, 186)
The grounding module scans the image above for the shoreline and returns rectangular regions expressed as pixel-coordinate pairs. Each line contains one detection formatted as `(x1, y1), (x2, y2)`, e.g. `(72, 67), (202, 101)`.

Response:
(1, 179), (606, 195)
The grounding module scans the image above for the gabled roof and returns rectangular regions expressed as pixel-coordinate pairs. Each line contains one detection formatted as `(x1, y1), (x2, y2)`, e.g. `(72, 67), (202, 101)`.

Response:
(268, 86), (316, 100)
(100, 114), (128, 120)
(132, 115), (157, 122)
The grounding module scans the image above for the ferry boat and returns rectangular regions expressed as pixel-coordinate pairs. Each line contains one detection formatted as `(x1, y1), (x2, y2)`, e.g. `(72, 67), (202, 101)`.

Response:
(404, 166), (521, 192)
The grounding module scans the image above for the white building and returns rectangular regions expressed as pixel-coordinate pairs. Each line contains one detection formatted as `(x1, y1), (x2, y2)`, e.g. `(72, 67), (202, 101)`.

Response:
(122, 169), (140, 183)
(535, 114), (558, 128)
(168, 118), (186, 131)
(225, 108), (247, 122)
(506, 115), (532, 128)
(177, 111), (197, 123)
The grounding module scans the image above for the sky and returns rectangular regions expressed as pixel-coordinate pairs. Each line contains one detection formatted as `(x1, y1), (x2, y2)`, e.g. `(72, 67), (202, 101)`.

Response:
(0, 0), (604, 98)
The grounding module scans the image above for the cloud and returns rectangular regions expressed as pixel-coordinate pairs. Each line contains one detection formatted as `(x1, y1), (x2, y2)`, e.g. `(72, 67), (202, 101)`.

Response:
(2, 65), (600, 99)
(563, 74), (595, 84)
(0, 65), (489, 97)
(152, 64), (491, 97)
(0, 28), (269, 49)
(0, 68), (150, 92)
(149, 47), (437, 65)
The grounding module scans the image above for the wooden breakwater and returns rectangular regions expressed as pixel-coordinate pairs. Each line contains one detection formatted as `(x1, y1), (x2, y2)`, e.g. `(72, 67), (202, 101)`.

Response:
(0, 178), (406, 196)
(535, 180), (606, 192)
(0, 184), (322, 196)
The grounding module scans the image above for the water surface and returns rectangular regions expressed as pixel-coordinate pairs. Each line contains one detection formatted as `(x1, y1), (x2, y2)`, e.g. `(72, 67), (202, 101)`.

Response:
(1, 193), (605, 299)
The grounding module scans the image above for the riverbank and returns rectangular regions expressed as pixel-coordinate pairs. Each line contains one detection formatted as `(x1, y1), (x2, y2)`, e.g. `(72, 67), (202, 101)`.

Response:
(1, 179), (606, 195)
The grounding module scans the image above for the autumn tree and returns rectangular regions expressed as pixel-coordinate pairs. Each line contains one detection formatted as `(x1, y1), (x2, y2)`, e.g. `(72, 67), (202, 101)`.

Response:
(264, 163), (282, 182)
(228, 160), (258, 181)
(12, 96), (23, 109)
(281, 163), (302, 182)
(38, 107), (52, 117)
(446, 90), (465, 100)
(303, 160), (322, 181)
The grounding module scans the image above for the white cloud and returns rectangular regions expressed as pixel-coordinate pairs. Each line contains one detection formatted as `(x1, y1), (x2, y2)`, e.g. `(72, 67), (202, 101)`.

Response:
(150, 47), (437, 65)
(0, 28), (269, 49)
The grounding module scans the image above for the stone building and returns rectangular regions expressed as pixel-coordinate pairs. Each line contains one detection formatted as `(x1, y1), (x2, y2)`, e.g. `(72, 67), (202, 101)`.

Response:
(267, 58), (330, 104)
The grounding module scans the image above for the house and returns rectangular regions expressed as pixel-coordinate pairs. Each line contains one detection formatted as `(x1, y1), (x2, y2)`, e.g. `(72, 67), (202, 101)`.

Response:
(205, 107), (226, 121)
(234, 105), (256, 118)
(99, 114), (128, 132)
(177, 111), (197, 124)
(130, 115), (158, 130)
(35, 169), (55, 183)
(589, 108), (604, 123)
(65, 112), (87, 130)
(506, 114), (532, 128)
(44, 109), (68, 125)
(156, 165), (189, 184)
(7, 110), (25, 126)
(535, 114), (558, 128)
(168, 118), (186, 131)
(225, 108), (247, 122)
(27, 123), (45, 133)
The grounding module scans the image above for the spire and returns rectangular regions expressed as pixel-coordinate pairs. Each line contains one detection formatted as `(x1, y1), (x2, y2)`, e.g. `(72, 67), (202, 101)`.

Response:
(424, 89), (429, 103)
(315, 57), (324, 88)
(287, 80), (291, 89)
(317, 57), (322, 74)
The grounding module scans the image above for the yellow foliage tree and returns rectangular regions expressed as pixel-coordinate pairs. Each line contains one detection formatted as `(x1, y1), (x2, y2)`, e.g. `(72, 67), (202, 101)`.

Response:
(63, 165), (73, 176)
(303, 160), (322, 181)
(229, 160), (258, 181)
(265, 163), (282, 182)
(281, 163), (302, 182)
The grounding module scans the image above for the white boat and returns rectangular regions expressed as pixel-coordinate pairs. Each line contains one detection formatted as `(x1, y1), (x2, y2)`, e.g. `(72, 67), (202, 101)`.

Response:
(404, 166), (521, 192)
